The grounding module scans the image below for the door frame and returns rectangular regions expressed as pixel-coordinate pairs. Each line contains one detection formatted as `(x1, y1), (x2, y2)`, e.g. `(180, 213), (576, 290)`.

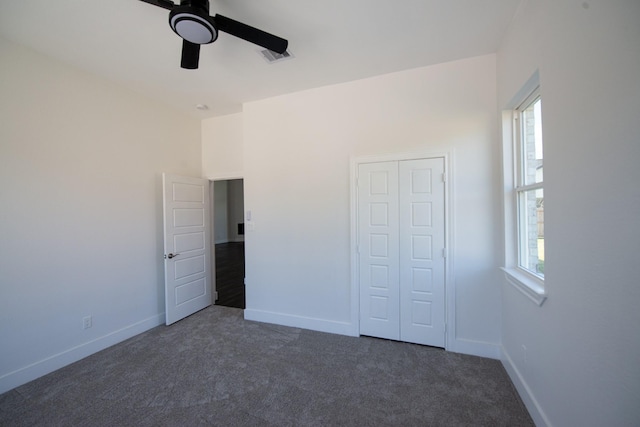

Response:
(350, 151), (455, 350)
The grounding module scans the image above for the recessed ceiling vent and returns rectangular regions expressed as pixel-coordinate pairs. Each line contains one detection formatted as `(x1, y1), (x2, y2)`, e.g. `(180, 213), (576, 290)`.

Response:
(260, 49), (294, 64)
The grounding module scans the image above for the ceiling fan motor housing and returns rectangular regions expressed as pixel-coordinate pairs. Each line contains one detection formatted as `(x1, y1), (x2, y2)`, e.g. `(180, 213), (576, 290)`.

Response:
(169, 0), (217, 45)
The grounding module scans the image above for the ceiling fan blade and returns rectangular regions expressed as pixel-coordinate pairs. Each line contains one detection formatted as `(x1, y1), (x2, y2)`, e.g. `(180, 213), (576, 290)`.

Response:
(138, 0), (175, 11)
(213, 14), (288, 54)
(181, 40), (200, 69)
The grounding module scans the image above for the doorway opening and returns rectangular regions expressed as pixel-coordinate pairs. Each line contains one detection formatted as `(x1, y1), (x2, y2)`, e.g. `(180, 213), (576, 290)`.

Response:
(213, 179), (245, 309)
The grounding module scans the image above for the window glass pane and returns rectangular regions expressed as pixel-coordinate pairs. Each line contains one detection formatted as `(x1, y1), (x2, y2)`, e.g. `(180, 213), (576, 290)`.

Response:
(519, 188), (544, 276)
(522, 98), (543, 185)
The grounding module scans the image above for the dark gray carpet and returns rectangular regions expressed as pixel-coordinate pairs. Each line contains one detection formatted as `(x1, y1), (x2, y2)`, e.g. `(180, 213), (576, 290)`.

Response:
(0, 306), (533, 426)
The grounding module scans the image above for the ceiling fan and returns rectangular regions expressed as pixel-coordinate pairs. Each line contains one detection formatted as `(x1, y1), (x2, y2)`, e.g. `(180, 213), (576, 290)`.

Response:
(139, 0), (288, 69)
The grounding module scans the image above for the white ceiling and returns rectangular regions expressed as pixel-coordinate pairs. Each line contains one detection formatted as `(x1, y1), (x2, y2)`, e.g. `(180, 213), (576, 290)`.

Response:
(0, 0), (521, 118)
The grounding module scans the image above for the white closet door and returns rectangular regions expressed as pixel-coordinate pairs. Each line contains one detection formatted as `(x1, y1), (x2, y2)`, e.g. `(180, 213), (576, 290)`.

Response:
(358, 161), (400, 340)
(399, 158), (446, 347)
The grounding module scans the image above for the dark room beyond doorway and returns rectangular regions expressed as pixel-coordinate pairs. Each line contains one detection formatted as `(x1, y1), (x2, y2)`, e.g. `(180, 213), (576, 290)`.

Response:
(213, 179), (245, 309)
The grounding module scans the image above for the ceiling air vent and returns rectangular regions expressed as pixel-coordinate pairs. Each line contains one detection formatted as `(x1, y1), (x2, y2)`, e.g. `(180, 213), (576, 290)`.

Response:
(260, 49), (294, 64)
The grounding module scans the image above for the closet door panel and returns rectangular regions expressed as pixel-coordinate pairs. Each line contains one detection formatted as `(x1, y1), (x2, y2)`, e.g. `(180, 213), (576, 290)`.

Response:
(358, 162), (400, 340)
(399, 158), (446, 347)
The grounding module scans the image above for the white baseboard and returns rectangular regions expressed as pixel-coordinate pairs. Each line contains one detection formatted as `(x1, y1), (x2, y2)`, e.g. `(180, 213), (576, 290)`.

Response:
(447, 337), (502, 359)
(244, 310), (503, 360)
(501, 346), (551, 427)
(0, 314), (164, 394)
(244, 309), (357, 337)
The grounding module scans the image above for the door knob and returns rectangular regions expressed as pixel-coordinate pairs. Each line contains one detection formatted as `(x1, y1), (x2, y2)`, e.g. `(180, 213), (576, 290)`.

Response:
(166, 253), (180, 259)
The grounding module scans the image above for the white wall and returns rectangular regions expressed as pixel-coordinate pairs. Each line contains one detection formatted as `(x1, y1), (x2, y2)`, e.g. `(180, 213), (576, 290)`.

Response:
(202, 113), (243, 180)
(497, 1), (640, 425)
(227, 179), (245, 243)
(213, 180), (229, 243)
(0, 38), (201, 393)
(240, 55), (503, 356)
(213, 179), (245, 244)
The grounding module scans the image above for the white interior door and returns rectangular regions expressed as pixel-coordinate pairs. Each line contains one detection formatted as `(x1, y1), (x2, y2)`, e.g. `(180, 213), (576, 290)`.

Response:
(163, 173), (212, 325)
(399, 158), (446, 347)
(358, 158), (446, 347)
(358, 162), (400, 340)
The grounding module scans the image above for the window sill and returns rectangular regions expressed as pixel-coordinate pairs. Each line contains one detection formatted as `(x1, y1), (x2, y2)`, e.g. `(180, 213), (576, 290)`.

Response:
(501, 267), (547, 306)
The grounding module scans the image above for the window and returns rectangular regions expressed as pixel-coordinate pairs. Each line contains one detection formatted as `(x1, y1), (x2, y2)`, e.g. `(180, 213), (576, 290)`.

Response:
(515, 91), (544, 278)
(501, 81), (546, 306)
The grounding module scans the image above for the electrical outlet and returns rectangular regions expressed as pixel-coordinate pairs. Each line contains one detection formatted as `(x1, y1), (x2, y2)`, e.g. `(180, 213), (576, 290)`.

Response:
(83, 316), (92, 330)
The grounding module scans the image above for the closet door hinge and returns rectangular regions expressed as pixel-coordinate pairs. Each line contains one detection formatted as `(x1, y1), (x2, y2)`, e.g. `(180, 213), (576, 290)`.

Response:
(441, 172), (446, 183)
(442, 248), (447, 258)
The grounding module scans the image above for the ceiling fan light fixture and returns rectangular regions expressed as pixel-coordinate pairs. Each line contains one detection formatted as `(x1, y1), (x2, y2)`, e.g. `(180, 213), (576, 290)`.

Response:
(169, 7), (218, 44)
(140, 0), (289, 69)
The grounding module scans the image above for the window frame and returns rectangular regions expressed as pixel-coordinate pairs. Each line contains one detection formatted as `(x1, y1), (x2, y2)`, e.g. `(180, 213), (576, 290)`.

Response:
(501, 84), (547, 306)
(514, 90), (544, 278)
